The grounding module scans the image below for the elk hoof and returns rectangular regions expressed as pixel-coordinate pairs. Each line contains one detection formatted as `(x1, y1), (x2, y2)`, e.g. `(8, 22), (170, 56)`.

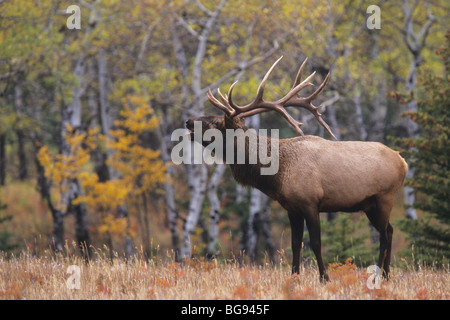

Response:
(320, 274), (330, 283)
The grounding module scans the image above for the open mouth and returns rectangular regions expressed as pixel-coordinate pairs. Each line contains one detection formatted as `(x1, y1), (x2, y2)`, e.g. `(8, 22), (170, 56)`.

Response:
(185, 119), (194, 131)
(185, 120), (196, 139)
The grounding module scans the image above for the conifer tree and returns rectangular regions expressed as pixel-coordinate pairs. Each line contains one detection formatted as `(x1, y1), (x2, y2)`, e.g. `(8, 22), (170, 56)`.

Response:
(0, 200), (18, 251)
(321, 215), (377, 266)
(394, 32), (450, 264)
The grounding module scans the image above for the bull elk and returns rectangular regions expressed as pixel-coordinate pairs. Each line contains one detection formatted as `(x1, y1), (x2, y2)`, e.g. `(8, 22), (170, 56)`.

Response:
(185, 57), (407, 281)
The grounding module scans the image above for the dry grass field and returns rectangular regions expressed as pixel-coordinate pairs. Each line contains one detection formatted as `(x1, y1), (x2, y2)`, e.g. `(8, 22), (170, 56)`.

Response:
(0, 249), (448, 300)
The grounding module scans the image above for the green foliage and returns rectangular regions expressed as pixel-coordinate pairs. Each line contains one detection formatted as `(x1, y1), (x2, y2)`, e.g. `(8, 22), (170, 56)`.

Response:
(321, 215), (377, 266)
(394, 31), (450, 265)
(0, 200), (18, 251)
(301, 214), (377, 267)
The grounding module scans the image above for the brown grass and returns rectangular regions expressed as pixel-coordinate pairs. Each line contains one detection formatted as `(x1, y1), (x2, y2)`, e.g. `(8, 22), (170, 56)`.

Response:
(0, 250), (448, 300)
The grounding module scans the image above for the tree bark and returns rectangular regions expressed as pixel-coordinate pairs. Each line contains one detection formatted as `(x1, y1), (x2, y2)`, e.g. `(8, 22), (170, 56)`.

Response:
(156, 114), (181, 261)
(14, 80), (27, 180)
(34, 137), (63, 253)
(52, 210), (65, 253)
(180, 163), (208, 258)
(58, 52), (91, 255)
(52, 52), (86, 253)
(16, 130), (27, 180)
(73, 187), (92, 260)
(353, 91), (368, 141)
(51, 3), (101, 255)
(246, 187), (261, 262)
(207, 163), (226, 257)
(140, 193), (152, 260)
(0, 134), (5, 186)
(178, 0), (227, 260)
(259, 195), (276, 263)
(98, 47), (134, 258)
(401, 0), (435, 220)
(245, 115), (261, 262)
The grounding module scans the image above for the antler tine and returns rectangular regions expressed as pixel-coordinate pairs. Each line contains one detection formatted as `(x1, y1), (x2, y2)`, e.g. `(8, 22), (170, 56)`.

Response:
(226, 80), (240, 112)
(305, 71), (331, 102)
(315, 111), (337, 141)
(217, 87), (228, 104)
(227, 56), (284, 115)
(207, 88), (233, 116)
(292, 71), (337, 140)
(279, 71), (316, 105)
(271, 107), (305, 136)
(219, 87), (239, 117)
(254, 55), (284, 103)
(291, 57), (309, 89)
(227, 80), (239, 98)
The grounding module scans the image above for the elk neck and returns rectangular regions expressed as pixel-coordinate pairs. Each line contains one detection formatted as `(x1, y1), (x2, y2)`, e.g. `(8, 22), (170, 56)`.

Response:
(220, 118), (282, 199)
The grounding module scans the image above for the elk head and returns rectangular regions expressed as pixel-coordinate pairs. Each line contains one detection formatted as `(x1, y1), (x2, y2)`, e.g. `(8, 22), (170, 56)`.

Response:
(185, 115), (245, 140)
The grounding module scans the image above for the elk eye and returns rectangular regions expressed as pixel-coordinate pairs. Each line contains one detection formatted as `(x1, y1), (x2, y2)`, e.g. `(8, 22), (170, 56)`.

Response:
(212, 120), (219, 126)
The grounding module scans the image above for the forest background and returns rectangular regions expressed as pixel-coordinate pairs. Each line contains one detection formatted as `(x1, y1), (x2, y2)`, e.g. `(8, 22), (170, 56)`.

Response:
(0, 0), (448, 269)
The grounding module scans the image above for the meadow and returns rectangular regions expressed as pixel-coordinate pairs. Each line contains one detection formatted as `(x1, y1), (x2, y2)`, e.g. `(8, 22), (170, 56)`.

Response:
(1, 184), (448, 301)
(0, 249), (448, 300)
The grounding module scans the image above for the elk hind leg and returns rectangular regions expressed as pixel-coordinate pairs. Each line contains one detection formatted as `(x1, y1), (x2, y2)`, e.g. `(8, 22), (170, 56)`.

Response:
(304, 210), (329, 282)
(364, 196), (394, 280)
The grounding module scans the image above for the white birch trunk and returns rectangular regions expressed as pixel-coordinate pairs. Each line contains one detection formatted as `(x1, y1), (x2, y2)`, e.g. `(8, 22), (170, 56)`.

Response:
(245, 115), (261, 261)
(247, 188), (262, 261)
(207, 164), (226, 257)
(260, 194), (275, 263)
(157, 117), (180, 260)
(353, 91), (368, 141)
(180, 163), (208, 258)
(403, 54), (420, 220)
(54, 4), (100, 254)
(179, 0), (227, 260)
(98, 47), (134, 257)
(57, 52), (89, 253)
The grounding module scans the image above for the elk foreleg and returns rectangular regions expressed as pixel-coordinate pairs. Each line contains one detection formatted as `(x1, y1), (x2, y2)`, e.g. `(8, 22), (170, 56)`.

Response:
(288, 211), (304, 275)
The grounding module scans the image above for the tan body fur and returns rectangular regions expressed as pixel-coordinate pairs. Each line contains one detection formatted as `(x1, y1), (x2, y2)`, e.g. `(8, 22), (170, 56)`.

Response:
(274, 136), (407, 213)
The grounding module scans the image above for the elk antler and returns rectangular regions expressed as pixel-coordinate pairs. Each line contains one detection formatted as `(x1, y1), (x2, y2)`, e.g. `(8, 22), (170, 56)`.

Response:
(207, 56), (338, 140)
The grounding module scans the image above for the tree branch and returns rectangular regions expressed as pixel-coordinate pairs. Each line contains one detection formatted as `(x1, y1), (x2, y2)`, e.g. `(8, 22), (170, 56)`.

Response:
(195, 0), (213, 16)
(200, 40), (280, 98)
(135, 20), (160, 72)
(173, 14), (201, 39)
(402, 0), (418, 53)
(418, 12), (436, 49)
